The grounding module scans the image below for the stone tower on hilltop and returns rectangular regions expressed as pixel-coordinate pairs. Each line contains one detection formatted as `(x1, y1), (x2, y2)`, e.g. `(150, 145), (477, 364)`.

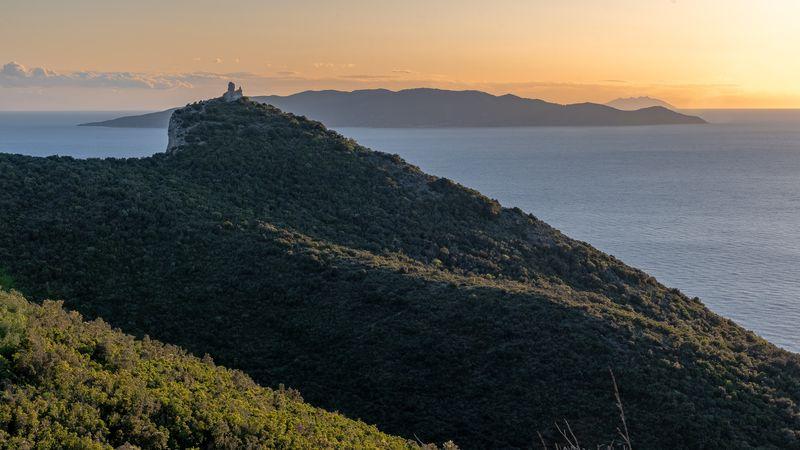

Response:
(223, 82), (243, 102)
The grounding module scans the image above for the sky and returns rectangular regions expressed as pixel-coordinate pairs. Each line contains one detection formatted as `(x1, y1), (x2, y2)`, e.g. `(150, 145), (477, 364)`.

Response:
(1, 0), (799, 110)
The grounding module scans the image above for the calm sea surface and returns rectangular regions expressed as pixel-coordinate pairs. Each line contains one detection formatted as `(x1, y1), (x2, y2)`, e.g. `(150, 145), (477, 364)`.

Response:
(0, 112), (166, 159)
(2, 110), (799, 352)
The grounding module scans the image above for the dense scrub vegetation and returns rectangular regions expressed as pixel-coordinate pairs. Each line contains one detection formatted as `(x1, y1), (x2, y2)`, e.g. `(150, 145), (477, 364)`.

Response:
(1, 97), (799, 448)
(0, 289), (420, 449)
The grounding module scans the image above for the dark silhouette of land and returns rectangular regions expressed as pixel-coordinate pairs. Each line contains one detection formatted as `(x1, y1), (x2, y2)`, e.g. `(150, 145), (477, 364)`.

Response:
(79, 88), (705, 128)
(79, 108), (179, 128)
(606, 96), (677, 111)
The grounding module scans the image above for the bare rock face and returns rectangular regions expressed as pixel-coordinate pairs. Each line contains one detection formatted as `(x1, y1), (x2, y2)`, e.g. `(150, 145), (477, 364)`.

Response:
(223, 82), (243, 102)
(166, 101), (203, 154)
(166, 109), (188, 153)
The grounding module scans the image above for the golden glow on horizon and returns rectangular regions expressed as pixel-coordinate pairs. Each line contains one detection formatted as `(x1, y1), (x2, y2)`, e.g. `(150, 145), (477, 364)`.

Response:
(1, 0), (800, 109)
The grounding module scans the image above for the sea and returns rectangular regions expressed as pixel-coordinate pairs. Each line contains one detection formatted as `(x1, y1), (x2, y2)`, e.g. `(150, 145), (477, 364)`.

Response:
(1, 109), (799, 352)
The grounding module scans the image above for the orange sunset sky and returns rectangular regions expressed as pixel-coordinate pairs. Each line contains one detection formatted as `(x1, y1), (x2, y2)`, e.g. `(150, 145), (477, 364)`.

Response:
(1, 0), (799, 110)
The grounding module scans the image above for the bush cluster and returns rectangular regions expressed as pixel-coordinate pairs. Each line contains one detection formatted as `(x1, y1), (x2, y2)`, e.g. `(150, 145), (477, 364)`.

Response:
(0, 290), (420, 449)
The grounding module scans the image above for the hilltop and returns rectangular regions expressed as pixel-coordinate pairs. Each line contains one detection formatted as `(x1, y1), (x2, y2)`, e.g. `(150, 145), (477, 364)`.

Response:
(605, 96), (677, 111)
(79, 88), (705, 128)
(1, 95), (798, 448)
(0, 289), (420, 449)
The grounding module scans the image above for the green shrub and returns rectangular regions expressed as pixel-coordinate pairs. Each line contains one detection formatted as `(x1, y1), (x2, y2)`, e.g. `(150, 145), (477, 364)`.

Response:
(0, 290), (27, 359)
(0, 290), (419, 449)
(0, 268), (14, 291)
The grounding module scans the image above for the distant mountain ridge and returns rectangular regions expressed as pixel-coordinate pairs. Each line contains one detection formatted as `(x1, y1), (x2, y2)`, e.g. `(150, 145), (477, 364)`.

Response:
(79, 88), (705, 128)
(606, 96), (677, 111)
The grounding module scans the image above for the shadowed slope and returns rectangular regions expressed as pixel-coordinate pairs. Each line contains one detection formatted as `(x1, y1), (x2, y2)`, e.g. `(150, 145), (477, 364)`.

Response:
(1, 97), (797, 448)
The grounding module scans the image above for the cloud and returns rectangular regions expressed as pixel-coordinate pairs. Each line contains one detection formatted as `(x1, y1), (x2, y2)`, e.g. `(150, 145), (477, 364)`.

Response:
(0, 61), (207, 89)
(214, 57), (223, 64)
(4, 61), (651, 99)
(312, 62), (355, 69)
(338, 74), (394, 80)
(3, 61), (750, 109)
(1, 61), (28, 77)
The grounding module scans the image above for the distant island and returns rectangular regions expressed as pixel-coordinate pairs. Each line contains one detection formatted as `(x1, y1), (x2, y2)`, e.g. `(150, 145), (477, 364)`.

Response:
(79, 108), (180, 128)
(605, 96), (677, 111)
(79, 88), (705, 128)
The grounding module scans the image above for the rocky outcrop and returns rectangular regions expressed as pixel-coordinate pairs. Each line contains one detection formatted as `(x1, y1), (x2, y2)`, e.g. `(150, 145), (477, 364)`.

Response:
(166, 110), (188, 153)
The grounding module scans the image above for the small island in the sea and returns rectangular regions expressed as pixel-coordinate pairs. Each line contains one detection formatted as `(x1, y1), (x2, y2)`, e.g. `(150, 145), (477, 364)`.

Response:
(606, 96), (678, 111)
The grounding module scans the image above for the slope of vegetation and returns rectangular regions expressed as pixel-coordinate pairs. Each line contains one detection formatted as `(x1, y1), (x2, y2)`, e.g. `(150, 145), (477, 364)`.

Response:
(1, 97), (799, 448)
(0, 289), (419, 449)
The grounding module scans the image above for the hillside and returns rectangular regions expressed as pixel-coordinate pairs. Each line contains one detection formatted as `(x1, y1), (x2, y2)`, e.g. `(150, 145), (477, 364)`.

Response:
(79, 88), (705, 128)
(605, 96), (677, 111)
(1, 95), (798, 448)
(0, 289), (419, 449)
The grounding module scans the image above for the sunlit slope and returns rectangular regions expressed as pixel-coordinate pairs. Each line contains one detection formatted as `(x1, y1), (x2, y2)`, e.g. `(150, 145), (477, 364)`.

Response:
(0, 289), (418, 449)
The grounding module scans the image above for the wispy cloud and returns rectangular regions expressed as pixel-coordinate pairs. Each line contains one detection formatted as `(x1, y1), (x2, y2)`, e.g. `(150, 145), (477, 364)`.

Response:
(312, 62), (355, 69)
(0, 61), (222, 89)
(338, 74), (394, 80)
(0, 61), (753, 109)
